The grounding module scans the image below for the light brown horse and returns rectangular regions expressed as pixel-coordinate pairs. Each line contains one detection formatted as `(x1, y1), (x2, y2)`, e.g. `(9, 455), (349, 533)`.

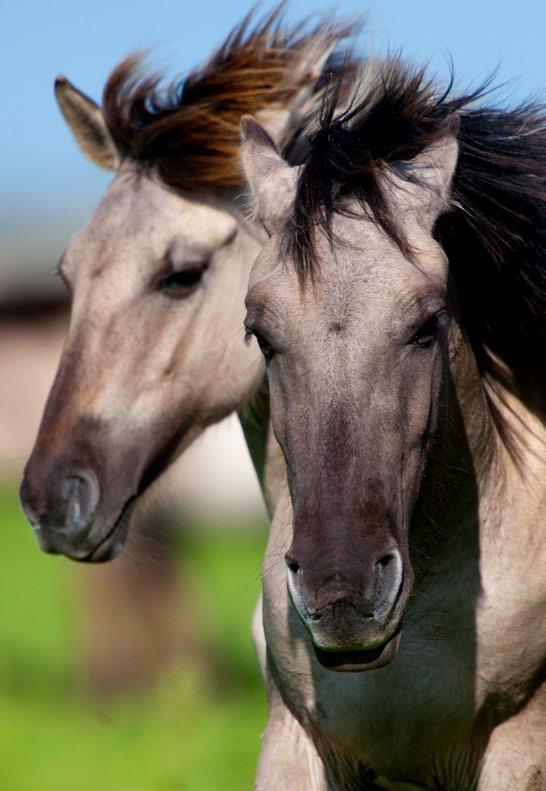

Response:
(18, 11), (357, 692)
(241, 59), (546, 789)
(19, 10), (352, 561)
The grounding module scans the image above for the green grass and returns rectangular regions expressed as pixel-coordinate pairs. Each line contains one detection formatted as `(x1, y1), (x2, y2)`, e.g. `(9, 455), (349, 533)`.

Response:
(0, 488), (268, 791)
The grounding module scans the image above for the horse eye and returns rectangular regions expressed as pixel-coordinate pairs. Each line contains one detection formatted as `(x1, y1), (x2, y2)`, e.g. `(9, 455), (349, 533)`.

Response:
(245, 328), (276, 362)
(158, 263), (207, 298)
(410, 314), (440, 349)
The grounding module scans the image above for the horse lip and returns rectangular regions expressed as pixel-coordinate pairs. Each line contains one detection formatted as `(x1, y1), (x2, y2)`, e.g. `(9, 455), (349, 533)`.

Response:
(78, 495), (137, 564)
(313, 628), (402, 673)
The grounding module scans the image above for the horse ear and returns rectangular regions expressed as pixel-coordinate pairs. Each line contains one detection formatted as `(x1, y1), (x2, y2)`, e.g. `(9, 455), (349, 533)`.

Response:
(405, 116), (460, 228)
(253, 107), (291, 148)
(54, 77), (120, 170)
(240, 116), (299, 232)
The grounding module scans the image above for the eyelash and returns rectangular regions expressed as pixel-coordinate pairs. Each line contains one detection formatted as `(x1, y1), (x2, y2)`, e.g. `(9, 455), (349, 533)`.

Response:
(245, 328), (276, 362)
(410, 311), (446, 348)
(56, 268), (72, 293)
(158, 262), (208, 298)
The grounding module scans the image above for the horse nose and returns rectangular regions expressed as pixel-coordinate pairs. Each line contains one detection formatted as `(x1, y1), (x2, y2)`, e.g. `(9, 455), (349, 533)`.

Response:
(285, 544), (403, 625)
(62, 473), (100, 539)
(284, 552), (300, 574)
(20, 466), (100, 542)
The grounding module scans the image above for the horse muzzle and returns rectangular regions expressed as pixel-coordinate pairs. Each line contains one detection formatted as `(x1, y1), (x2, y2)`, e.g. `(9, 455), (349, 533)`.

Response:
(20, 462), (135, 563)
(285, 546), (409, 671)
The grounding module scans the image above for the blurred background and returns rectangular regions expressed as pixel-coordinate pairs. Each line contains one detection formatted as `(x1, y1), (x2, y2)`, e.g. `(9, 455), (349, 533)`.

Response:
(1, 1), (544, 788)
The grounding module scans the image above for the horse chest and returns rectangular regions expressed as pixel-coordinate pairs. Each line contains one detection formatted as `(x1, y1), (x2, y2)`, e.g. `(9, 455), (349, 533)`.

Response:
(279, 641), (477, 785)
(266, 585), (479, 786)
(268, 564), (544, 788)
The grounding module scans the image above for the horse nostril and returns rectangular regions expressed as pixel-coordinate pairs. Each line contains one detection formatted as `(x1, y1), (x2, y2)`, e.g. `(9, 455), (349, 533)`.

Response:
(374, 548), (403, 622)
(19, 474), (39, 525)
(376, 552), (395, 569)
(62, 473), (99, 537)
(285, 553), (300, 574)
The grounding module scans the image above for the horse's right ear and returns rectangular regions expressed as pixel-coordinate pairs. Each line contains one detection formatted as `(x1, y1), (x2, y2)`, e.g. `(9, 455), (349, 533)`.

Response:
(54, 77), (120, 170)
(240, 116), (300, 233)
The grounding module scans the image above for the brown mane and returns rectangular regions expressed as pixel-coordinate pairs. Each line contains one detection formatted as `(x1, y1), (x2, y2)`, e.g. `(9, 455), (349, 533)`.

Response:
(102, 7), (353, 191)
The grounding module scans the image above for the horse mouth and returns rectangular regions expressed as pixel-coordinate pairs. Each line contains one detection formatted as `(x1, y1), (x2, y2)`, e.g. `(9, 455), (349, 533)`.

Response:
(313, 629), (401, 672)
(80, 496), (137, 564)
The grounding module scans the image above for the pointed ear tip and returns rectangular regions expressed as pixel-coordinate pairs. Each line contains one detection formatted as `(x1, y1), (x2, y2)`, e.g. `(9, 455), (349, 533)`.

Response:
(240, 115), (258, 138)
(447, 113), (461, 136)
(54, 75), (70, 93)
(240, 117), (278, 153)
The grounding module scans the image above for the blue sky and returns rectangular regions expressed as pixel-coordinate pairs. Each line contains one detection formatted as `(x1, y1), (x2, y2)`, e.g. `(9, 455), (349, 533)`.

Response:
(1, 0), (544, 253)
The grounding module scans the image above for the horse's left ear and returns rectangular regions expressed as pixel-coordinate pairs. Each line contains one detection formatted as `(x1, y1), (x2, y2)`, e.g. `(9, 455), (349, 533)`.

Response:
(240, 116), (300, 233)
(406, 115), (460, 228)
(55, 76), (120, 170)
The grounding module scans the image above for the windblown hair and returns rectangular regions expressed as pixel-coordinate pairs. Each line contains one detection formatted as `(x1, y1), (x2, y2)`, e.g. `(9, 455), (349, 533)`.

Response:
(284, 59), (546, 396)
(102, 7), (355, 191)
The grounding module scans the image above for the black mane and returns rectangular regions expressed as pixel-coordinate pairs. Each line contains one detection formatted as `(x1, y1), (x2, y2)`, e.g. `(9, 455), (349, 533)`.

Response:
(285, 59), (546, 400)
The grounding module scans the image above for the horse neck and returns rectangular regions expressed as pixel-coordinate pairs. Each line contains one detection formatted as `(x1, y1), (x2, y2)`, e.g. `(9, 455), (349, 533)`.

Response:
(226, 195), (286, 514)
(410, 331), (545, 582)
(237, 379), (288, 518)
